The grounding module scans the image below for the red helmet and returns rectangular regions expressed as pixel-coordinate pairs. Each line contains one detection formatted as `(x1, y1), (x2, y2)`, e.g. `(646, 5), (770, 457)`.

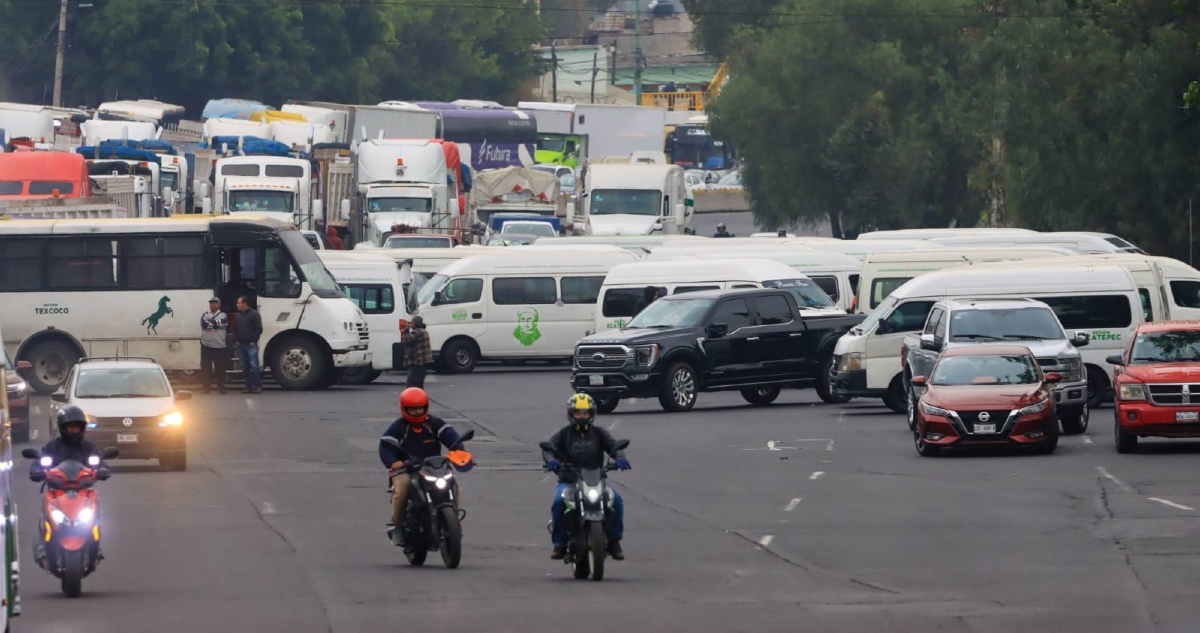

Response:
(399, 387), (429, 425)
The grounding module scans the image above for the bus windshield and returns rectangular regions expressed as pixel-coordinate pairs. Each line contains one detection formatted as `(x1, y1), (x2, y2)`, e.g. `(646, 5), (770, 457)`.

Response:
(589, 190), (662, 216)
(229, 191), (294, 213)
(280, 230), (344, 299)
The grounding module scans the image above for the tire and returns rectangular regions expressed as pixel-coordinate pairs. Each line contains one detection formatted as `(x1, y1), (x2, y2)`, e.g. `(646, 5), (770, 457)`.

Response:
(160, 451), (187, 472)
(883, 374), (908, 414)
(1115, 411), (1138, 454)
(269, 336), (331, 391)
(340, 367), (381, 385)
(906, 386), (919, 431)
(1060, 403), (1089, 435)
(816, 356), (851, 404)
(11, 423), (28, 445)
(587, 521), (606, 581)
(61, 549), (83, 598)
(1036, 415), (1060, 454)
(740, 387), (781, 406)
(405, 544), (428, 566)
(1086, 365), (1109, 410)
(24, 339), (80, 395)
(914, 430), (941, 457)
(438, 506), (462, 569)
(596, 398), (619, 414)
(442, 339), (479, 374)
(658, 362), (698, 412)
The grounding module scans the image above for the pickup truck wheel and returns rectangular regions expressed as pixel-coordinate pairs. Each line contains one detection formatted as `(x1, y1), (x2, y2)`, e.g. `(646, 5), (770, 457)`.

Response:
(1086, 365), (1109, 409)
(817, 356), (851, 404)
(914, 430), (941, 457)
(740, 387), (780, 406)
(883, 375), (908, 414)
(658, 362), (698, 412)
(1059, 404), (1089, 435)
(596, 398), (619, 414)
(1114, 412), (1138, 453)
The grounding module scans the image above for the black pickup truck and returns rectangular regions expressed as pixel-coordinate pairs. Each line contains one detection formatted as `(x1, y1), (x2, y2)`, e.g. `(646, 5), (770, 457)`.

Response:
(571, 288), (864, 412)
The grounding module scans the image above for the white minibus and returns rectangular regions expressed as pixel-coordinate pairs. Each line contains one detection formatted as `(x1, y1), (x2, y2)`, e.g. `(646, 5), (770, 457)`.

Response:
(855, 228), (1037, 241)
(318, 251), (411, 384)
(795, 239), (944, 262)
(930, 232), (1144, 254)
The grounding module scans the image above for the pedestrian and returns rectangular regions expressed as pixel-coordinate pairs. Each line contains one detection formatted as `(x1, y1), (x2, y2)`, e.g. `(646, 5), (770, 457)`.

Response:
(777, 228), (787, 237)
(199, 297), (229, 394)
(404, 316), (433, 389)
(234, 295), (263, 394)
(632, 286), (660, 317)
(325, 224), (344, 250)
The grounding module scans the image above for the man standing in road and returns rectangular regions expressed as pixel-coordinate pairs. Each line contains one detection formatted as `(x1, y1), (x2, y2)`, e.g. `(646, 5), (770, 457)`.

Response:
(403, 316), (433, 388)
(235, 296), (263, 394)
(199, 297), (229, 394)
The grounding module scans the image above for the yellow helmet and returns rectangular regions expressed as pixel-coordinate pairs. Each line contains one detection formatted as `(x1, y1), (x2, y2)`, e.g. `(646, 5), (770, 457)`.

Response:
(567, 393), (597, 428)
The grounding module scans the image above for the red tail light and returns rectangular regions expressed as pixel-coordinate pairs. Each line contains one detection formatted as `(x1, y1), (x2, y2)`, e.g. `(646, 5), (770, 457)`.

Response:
(850, 297), (858, 312)
(900, 344), (907, 366)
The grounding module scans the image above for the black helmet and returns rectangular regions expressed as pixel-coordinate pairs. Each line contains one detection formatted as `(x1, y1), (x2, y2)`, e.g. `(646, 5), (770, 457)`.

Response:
(56, 405), (88, 446)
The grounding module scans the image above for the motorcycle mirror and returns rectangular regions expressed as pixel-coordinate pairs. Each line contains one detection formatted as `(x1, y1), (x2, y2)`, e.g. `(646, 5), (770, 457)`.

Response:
(459, 429), (475, 442)
(101, 447), (120, 460)
(538, 441), (555, 452)
(614, 439), (630, 451)
(20, 448), (39, 460)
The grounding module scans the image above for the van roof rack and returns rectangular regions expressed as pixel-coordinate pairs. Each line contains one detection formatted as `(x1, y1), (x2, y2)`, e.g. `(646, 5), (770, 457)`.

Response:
(78, 356), (158, 364)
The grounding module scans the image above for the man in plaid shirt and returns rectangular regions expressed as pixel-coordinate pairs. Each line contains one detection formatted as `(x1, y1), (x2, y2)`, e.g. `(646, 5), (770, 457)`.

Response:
(404, 316), (434, 388)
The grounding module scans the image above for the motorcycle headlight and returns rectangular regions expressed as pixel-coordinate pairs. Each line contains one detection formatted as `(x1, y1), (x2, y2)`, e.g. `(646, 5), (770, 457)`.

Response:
(39, 456), (52, 468)
(77, 507), (94, 525)
(159, 411), (184, 427)
(87, 455), (100, 467)
(585, 487), (601, 503)
(435, 478), (448, 490)
(49, 509), (66, 525)
(838, 352), (863, 371)
(920, 402), (954, 418)
(632, 345), (659, 367)
(1018, 399), (1048, 416)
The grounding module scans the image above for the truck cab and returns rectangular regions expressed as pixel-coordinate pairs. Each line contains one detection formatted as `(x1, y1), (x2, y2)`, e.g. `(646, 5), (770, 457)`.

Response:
(581, 163), (693, 236)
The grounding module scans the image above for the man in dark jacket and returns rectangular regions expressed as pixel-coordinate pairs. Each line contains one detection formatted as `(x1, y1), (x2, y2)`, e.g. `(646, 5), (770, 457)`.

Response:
(234, 295), (263, 394)
(403, 316), (433, 388)
(542, 393), (630, 560)
(30, 405), (111, 481)
(379, 387), (467, 546)
(632, 286), (660, 318)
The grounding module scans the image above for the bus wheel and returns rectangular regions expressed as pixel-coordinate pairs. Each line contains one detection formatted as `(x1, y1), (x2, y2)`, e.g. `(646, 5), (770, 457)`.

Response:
(24, 339), (80, 395)
(270, 336), (331, 391)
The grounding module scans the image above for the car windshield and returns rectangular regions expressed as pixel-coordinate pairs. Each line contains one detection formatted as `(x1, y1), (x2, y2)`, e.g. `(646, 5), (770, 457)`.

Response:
(626, 297), (714, 329)
(949, 308), (1065, 342)
(1129, 330), (1200, 363)
(763, 278), (835, 309)
(589, 189), (662, 216)
(931, 354), (1040, 386)
(280, 230), (344, 298)
(75, 368), (170, 398)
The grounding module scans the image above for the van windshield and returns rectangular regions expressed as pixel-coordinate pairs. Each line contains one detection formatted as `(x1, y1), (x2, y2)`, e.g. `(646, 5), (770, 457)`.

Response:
(627, 297), (714, 329)
(949, 308), (1065, 342)
(589, 189), (662, 216)
(416, 274), (448, 306)
(763, 278), (835, 309)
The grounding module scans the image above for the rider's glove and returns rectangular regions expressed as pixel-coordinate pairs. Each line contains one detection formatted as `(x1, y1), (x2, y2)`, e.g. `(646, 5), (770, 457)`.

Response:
(96, 467), (111, 481)
(546, 460), (561, 473)
(616, 458), (631, 471)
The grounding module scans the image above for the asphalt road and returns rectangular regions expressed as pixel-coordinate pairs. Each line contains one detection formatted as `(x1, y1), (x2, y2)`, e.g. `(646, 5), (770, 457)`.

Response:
(688, 211), (834, 238)
(13, 369), (1200, 631)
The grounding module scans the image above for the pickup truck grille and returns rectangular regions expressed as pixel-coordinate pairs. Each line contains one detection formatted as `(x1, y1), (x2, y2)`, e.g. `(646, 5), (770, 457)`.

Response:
(1036, 357), (1059, 368)
(1147, 384), (1200, 406)
(576, 346), (629, 369)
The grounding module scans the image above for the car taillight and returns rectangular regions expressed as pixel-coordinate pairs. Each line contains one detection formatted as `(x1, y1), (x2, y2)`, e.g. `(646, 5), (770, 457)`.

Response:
(900, 344), (907, 366)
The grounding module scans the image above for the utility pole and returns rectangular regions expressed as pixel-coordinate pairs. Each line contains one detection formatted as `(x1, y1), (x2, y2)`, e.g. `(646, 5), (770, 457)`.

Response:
(590, 50), (599, 103)
(551, 43), (558, 103)
(52, 0), (69, 107)
(633, 1), (643, 105)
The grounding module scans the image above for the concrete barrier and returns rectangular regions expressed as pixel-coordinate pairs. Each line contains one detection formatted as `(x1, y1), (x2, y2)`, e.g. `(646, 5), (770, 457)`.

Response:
(692, 188), (751, 213)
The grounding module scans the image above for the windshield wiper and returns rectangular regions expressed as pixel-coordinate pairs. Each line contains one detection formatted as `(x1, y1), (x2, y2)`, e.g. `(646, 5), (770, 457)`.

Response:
(107, 394), (165, 398)
(953, 334), (1000, 340)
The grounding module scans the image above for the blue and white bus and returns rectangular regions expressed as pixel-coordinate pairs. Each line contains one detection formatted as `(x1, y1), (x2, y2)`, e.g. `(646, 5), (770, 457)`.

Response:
(413, 101), (537, 171)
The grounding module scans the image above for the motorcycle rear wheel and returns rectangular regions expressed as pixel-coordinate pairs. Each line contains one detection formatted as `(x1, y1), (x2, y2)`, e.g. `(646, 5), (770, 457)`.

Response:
(587, 521), (606, 581)
(438, 506), (462, 569)
(61, 549), (83, 598)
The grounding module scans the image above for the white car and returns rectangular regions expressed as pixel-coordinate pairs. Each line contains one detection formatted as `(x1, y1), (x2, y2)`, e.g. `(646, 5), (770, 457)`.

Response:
(49, 357), (191, 471)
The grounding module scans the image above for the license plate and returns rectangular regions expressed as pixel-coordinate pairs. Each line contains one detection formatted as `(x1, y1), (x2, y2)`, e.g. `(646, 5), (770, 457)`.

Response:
(974, 424), (996, 435)
(1177, 411), (1199, 422)
(588, 375), (604, 386)
(117, 433), (138, 444)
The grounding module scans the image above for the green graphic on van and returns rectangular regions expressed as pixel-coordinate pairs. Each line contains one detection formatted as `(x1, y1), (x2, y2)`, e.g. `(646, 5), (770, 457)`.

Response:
(452, 309), (469, 321)
(607, 319), (628, 329)
(1092, 330), (1123, 342)
(141, 295), (173, 335)
(514, 307), (541, 346)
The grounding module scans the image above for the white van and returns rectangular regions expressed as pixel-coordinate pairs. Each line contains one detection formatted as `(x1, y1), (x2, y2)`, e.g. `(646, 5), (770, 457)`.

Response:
(318, 251), (409, 384)
(644, 247), (862, 312)
(414, 251), (639, 372)
(795, 239), (944, 262)
(857, 247), (1078, 313)
(930, 232), (1144, 254)
(830, 264), (1142, 412)
(595, 258), (844, 332)
(855, 228), (1037, 241)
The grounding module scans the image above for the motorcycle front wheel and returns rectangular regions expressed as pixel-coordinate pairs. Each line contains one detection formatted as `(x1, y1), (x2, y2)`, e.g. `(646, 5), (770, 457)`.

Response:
(61, 549), (83, 598)
(587, 521), (606, 581)
(438, 506), (462, 569)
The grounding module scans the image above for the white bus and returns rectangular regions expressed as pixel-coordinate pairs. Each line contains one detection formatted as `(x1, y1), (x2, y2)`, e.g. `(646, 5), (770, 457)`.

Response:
(0, 215), (371, 393)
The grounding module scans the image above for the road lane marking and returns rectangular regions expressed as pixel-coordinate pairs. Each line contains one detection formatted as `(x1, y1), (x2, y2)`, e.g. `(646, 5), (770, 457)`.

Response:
(784, 498), (801, 512)
(1149, 498), (1193, 511)
(758, 535), (773, 547)
(1084, 437), (1094, 444)
(826, 440), (835, 451)
(809, 471), (824, 481)
(245, 398), (257, 410)
(608, 419), (620, 431)
(1096, 466), (1135, 493)
(261, 502), (276, 515)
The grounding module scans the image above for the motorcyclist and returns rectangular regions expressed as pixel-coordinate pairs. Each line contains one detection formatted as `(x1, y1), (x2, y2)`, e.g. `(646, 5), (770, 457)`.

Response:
(379, 387), (468, 547)
(542, 393), (630, 561)
(713, 222), (734, 238)
(29, 405), (111, 482)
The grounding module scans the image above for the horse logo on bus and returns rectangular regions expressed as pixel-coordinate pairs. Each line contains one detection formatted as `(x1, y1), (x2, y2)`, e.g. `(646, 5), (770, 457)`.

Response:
(141, 296), (174, 335)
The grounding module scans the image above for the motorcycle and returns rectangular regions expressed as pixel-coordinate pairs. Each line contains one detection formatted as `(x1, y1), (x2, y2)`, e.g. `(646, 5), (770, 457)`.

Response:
(540, 438), (629, 581)
(20, 446), (119, 598)
(382, 430), (474, 568)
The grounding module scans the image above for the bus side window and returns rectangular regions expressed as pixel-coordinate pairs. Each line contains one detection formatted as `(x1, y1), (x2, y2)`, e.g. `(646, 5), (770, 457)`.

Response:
(261, 242), (301, 298)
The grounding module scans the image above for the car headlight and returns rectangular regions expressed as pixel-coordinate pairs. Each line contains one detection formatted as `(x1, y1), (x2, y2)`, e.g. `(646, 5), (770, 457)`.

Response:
(920, 402), (954, 418)
(632, 344), (659, 367)
(838, 353), (863, 371)
(585, 487), (601, 503)
(158, 411), (184, 427)
(9, 380), (27, 397)
(49, 509), (66, 525)
(1018, 399), (1049, 416)
(1119, 383), (1146, 401)
(77, 507), (94, 525)
(1059, 358), (1083, 382)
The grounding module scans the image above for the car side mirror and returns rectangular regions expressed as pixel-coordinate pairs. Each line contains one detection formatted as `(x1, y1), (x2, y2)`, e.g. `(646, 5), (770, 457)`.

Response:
(1072, 331), (1090, 347)
(15, 360), (31, 376)
(174, 390), (192, 401)
(1045, 372), (1062, 383)
(614, 439), (630, 451)
(910, 375), (927, 387)
(876, 320), (892, 334)
(919, 333), (938, 351)
(706, 322), (728, 338)
(1106, 354), (1125, 366)
(51, 389), (67, 403)
(101, 447), (120, 460)
(460, 429), (475, 442)
(20, 448), (39, 460)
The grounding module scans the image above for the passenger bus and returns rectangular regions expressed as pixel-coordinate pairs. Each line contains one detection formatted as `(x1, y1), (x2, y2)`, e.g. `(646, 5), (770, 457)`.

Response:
(664, 120), (735, 172)
(0, 326), (21, 627)
(412, 101), (536, 171)
(0, 215), (371, 394)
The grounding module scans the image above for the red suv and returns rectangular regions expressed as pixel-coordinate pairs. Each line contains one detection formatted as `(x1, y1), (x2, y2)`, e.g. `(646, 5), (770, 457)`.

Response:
(1107, 321), (1200, 453)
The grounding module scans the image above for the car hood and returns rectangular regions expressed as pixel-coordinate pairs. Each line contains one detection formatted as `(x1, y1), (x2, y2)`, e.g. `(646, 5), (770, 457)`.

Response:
(1121, 363), (1200, 383)
(925, 384), (1048, 410)
(587, 214), (660, 236)
(74, 397), (176, 418)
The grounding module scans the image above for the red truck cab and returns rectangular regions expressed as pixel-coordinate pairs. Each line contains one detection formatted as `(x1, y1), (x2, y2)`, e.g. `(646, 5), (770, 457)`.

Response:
(0, 151), (91, 199)
(1107, 321), (1200, 453)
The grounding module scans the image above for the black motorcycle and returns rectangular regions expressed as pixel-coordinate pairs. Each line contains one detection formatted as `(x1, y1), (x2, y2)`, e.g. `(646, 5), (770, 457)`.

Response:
(383, 430), (474, 568)
(540, 439), (629, 581)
